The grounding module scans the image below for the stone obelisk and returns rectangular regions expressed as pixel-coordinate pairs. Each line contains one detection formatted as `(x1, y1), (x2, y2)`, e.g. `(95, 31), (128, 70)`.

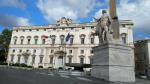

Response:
(109, 0), (120, 41)
(91, 0), (135, 82)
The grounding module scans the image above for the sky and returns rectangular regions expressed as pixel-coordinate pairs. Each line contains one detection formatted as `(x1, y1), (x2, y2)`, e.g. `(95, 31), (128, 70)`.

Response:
(0, 0), (150, 40)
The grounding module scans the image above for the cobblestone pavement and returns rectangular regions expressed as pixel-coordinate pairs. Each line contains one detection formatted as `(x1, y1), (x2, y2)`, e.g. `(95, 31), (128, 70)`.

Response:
(0, 66), (150, 84)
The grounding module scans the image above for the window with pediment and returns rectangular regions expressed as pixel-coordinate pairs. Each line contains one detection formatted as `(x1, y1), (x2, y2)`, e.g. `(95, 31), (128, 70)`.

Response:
(60, 35), (65, 44)
(70, 35), (74, 44)
(90, 35), (94, 44)
(20, 36), (24, 44)
(34, 36), (39, 44)
(80, 34), (86, 44)
(27, 36), (31, 44)
(121, 33), (127, 44)
(79, 55), (84, 64)
(13, 36), (18, 44)
(50, 35), (56, 45)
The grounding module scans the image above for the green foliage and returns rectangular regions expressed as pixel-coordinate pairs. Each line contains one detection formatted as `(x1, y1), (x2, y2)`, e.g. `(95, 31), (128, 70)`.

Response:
(0, 61), (8, 65)
(27, 66), (32, 68)
(0, 28), (12, 62)
(38, 66), (43, 68)
(20, 63), (28, 67)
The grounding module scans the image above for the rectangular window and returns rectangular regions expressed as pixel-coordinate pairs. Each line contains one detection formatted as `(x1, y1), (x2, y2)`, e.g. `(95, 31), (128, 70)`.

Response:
(11, 55), (14, 62)
(70, 38), (73, 44)
(33, 49), (36, 53)
(80, 58), (84, 64)
(90, 58), (93, 64)
(91, 26), (94, 29)
(82, 27), (85, 29)
(13, 49), (15, 53)
(28, 39), (31, 44)
(61, 38), (64, 44)
(42, 39), (45, 44)
(21, 39), (23, 44)
(122, 37), (126, 44)
(69, 57), (72, 63)
(26, 50), (29, 52)
(81, 38), (85, 44)
(19, 49), (22, 53)
(81, 50), (84, 54)
(14, 39), (17, 44)
(69, 50), (72, 54)
(90, 50), (93, 54)
(18, 56), (21, 63)
(51, 50), (54, 53)
(32, 56), (35, 64)
(50, 57), (53, 64)
(71, 28), (74, 30)
(40, 57), (43, 63)
(24, 57), (28, 64)
(52, 39), (55, 45)
(35, 39), (38, 44)
(91, 38), (94, 44)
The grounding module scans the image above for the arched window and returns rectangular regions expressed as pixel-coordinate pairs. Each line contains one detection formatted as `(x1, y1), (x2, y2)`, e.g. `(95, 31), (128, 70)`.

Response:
(13, 36), (18, 44)
(34, 36), (39, 44)
(121, 33), (127, 44)
(90, 34), (94, 44)
(27, 36), (31, 44)
(50, 35), (56, 45)
(20, 36), (24, 44)
(60, 35), (65, 44)
(80, 34), (86, 44)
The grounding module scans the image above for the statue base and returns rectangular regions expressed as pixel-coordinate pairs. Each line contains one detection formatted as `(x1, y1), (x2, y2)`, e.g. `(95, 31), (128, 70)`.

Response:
(91, 43), (135, 82)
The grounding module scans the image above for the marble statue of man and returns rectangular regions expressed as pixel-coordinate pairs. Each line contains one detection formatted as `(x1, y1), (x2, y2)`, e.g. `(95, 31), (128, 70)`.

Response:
(94, 10), (112, 44)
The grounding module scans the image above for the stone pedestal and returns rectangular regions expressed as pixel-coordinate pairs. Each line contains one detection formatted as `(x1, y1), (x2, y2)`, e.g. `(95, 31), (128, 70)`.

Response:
(91, 43), (135, 82)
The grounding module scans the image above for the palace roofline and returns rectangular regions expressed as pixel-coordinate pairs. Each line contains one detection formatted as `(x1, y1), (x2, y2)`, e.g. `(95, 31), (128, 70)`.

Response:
(134, 39), (150, 43)
(13, 18), (133, 30)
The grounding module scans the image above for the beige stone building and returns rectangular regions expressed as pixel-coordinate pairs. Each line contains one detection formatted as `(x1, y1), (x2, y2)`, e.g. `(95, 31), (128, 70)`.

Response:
(134, 39), (150, 76)
(7, 17), (134, 70)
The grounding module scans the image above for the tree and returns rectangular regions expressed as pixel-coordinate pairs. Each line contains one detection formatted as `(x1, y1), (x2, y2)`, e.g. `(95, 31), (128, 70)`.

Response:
(0, 28), (12, 62)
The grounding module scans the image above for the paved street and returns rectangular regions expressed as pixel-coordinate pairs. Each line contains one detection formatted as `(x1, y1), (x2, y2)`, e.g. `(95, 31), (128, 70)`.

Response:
(0, 67), (113, 84)
(1, 67), (150, 84)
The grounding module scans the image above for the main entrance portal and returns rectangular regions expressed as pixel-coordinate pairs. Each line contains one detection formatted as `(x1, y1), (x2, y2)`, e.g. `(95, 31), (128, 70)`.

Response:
(57, 56), (63, 68)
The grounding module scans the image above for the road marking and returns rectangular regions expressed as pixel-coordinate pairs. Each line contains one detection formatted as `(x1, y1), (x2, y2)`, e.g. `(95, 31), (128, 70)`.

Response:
(48, 73), (54, 76)
(39, 72), (47, 75)
(60, 75), (70, 78)
(76, 77), (92, 82)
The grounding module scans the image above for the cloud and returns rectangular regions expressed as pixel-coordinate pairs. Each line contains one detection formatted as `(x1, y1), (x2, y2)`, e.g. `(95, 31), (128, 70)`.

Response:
(117, 0), (150, 34)
(37, 0), (102, 23)
(94, 0), (150, 39)
(0, 0), (26, 9)
(0, 14), (30, 27)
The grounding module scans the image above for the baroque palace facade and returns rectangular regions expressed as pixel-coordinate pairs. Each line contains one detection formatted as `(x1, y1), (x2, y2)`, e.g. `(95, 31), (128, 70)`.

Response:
(7, 17), (134, 70)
